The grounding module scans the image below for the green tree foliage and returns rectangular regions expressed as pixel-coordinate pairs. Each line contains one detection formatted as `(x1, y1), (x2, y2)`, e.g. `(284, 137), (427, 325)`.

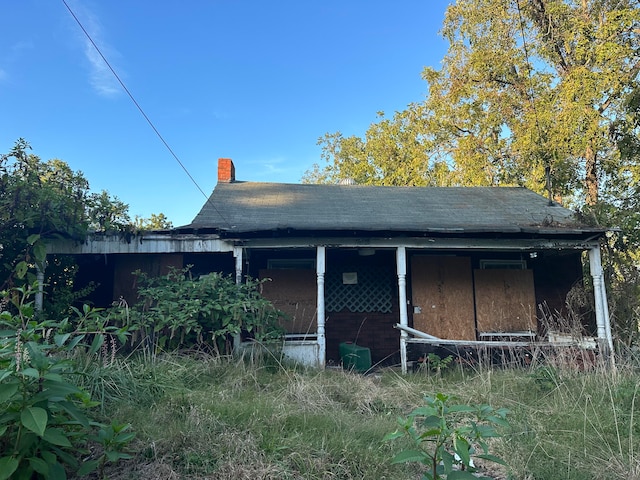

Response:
(0, 140), (173, 302)
(0, 140), (88, 291)
(306, 108), (454, 187)
(86, 190), (132, 234)
(305, 0), (640, 347)
(133, 212), (173, 231)
(306, 0), (640, 206)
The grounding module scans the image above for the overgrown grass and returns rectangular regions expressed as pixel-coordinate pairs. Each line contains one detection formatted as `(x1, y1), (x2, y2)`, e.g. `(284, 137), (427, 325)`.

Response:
(74, 352), (640, 479)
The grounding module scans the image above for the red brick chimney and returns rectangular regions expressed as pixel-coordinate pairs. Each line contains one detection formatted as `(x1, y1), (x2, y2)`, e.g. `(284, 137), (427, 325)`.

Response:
(217, 158), (235, 183)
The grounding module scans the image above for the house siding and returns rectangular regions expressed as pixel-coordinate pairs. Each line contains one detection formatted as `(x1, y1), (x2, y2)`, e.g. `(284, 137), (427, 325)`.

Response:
(325, 310), (400, 365)
(113, 253), (183, 305)
(259, 269), (317, 334)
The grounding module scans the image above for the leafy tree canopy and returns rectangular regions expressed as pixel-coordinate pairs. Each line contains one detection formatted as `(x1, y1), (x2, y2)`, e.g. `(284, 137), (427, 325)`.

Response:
(0, 139), (171, 290)
(304, 1), (640, 345)
(134, 212), (173, 231)
(305, 0), (640, 208)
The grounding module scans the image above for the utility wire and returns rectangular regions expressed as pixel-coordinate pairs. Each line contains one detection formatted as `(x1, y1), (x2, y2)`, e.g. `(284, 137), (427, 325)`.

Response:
(62, 0), (232, 227)
(514, 0), (554, 205)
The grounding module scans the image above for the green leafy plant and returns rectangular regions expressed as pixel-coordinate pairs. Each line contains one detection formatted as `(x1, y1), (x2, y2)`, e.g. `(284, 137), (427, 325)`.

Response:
(418, 353), (454, 375)
(79, 422), (135, 478)
(0, 283), (134, 479)
(384, 393), (509, 480)
(122, 267), (284, 355)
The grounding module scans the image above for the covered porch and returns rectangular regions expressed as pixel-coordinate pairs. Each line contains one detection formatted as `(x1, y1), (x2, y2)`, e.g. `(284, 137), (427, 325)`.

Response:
(234, 236), (613, 373)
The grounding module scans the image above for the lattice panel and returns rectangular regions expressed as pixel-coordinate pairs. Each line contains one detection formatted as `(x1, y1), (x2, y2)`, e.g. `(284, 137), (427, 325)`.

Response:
(326, 265), (393, 313)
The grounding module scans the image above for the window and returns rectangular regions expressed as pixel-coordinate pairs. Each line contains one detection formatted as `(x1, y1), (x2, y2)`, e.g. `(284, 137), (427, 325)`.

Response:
(479, 259), (527, 270)
(267, 259), (315, 270)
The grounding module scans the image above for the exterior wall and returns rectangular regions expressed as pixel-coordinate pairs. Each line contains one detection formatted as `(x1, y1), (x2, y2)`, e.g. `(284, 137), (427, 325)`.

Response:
(324, 249), (399, 365)
(70, 254), (116, 308)
(259, 269), (317, 334)
(251, 248), (401, 365)
(532, 252), (591, 331)
(183, 252), (235, 278)
(113, 253), (184, 305)
(249, 247), (587, 365)
(281, 340), (320, 365)
(410, 253), (543, 339)
(325, 310), (399, 365)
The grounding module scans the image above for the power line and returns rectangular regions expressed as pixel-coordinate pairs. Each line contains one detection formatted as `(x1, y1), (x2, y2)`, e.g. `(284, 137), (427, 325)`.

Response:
(61, 0), (232, 228)
(514, 0), (554, 205)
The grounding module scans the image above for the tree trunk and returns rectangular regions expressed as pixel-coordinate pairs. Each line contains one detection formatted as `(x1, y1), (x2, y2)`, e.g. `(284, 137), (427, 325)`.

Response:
(585, 142), (598, 205)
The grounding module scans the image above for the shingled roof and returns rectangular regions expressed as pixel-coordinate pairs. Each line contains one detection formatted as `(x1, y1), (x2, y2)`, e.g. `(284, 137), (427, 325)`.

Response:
(184, 181), (602, 237)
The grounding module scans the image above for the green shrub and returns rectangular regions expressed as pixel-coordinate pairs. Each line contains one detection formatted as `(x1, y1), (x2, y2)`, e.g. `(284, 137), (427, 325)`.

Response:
(118, 267), (284, 355)
(0, 284), (134, 480)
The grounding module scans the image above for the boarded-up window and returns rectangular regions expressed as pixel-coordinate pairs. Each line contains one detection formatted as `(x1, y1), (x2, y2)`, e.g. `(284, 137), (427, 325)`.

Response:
(113, 254), (183, 305)
(410, 256), (476, 340)
(259, 269), (317, 334)
(474, 269), (536, 332)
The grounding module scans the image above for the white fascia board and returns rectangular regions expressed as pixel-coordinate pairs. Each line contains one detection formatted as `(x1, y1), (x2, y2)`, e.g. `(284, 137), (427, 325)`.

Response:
(47, 234), (234, 255)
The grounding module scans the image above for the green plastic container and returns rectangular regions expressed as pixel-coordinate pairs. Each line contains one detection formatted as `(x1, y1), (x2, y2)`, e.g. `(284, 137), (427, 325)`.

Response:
(339, 342), (372, 372)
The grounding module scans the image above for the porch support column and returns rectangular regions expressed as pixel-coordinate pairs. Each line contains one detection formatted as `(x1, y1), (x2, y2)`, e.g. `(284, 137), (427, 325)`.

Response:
(232, 247), (243, 350)
(233, 246), (243, 285)
(396, 246), (409, 374)
(316, 246), (326, 368)
(589, 245), (614, 354)
(35, 261), (45, 312)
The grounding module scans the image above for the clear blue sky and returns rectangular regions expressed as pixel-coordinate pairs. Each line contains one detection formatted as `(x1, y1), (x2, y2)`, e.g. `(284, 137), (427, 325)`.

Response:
(1, 1), (450, 227)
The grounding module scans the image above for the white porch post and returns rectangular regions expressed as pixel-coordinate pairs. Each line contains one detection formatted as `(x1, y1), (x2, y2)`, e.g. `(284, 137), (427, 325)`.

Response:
(35, 261), (45, 312)
(316, 246), (326, 368)
(233, 246), (243, 349)
(233, 246), (243, 285)
(589, 245), (614, 354)
(396, 246), (409, 374)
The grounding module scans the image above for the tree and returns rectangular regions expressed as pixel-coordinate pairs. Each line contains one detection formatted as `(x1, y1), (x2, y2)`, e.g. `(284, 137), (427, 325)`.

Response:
(0, 140), (172, 299)
(307, 0), (640, 207)
(305, 1), (640, 346)
(0, 140), (89, 290)
(134, 212), (173, 231)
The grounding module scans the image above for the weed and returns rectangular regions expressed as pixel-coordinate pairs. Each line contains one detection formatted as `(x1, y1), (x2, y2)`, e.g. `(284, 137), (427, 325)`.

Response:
(385, 392), (509, 479)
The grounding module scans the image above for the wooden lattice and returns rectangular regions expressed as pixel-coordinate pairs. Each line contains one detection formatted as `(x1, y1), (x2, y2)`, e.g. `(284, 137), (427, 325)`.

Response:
(326, 265), (393, 313)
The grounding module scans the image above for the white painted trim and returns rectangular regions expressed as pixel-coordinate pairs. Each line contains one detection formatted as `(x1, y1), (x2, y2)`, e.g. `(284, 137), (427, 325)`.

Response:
(48, 233), (600, 255)
(35, 263), (45, 312)
(395, 323), (440, 340)
(589, 246), (614, 353)
(233, 247), (243, 285)
(396, 247), (409, 374)
(47, 234), (233, 255)
(232, 247), (244, 349)
(316, 246), (326, 368)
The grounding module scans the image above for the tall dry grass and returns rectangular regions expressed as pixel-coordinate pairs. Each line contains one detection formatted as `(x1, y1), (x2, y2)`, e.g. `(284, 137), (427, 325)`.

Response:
(74, 348), (640, 479)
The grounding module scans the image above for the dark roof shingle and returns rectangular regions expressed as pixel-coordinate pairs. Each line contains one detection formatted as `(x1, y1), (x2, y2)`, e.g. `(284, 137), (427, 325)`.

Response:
(185, 182), (600, 236)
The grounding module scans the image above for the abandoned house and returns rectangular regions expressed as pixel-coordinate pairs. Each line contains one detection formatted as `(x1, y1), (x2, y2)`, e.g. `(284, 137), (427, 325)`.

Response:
(48, 158), (612, 372)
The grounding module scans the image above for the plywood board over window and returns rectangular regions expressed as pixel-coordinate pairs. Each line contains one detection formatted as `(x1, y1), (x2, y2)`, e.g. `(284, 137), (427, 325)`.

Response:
(410, 256), (476, 340)
(259, 269), (317, 334)
(474, 269), (536, 333)
(113, 253), (183, 305)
